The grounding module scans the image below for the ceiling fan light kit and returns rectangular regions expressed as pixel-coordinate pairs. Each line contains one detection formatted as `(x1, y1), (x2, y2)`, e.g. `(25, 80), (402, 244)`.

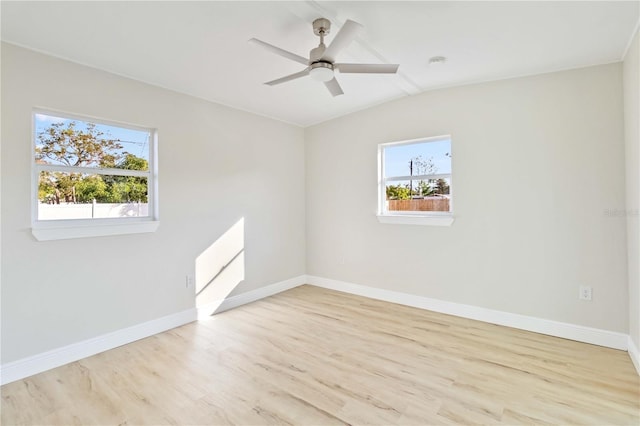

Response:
(309, 62), (334, 82)
(249, 17), (400, 97)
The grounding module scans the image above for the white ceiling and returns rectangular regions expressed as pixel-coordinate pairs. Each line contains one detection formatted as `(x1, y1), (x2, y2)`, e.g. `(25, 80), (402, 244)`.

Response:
(2, 1), (638, 127)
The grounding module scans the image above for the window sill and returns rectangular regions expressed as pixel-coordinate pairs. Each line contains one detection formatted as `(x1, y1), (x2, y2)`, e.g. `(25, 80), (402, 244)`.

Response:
(376, 214), (454, 226)
(32, 220), (160, 241)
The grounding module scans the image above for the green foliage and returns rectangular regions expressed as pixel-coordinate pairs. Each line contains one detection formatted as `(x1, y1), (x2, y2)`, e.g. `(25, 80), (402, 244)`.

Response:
(434, 178), (450, 195)
(37, 123), (148, 204)
(75, 175), (109, 203)
(386, 179), (449, 200)
(38, 171), (56, 201)
(416, 180), (434, 196)
(36, 121), (124, 167)
(117, 154), (148, 171)
(386, 184), (411, 200)
(101, 154), (149, 202)
(108, 177), (148, 203)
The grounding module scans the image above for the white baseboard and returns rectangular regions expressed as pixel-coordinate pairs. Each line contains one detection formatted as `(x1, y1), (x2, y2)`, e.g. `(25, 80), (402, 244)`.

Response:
(629, 336), (640, 375)
(4, 275), (635, 386)
(197, 275), (306, 319)
(0, 308), (196, 386)
(306, 275), (629, 351)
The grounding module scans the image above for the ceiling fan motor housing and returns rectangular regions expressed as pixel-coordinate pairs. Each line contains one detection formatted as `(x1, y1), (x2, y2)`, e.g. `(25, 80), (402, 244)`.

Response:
(312, 18), (331, 36)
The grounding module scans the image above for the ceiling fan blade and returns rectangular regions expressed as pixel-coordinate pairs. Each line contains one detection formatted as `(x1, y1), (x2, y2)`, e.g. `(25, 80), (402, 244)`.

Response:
(324, 77), (344, 97)
(265, 69), (310, 86)
(336, 63), (399, 74)
(248, 38), (309, 66)
(321, 20), (363, 63)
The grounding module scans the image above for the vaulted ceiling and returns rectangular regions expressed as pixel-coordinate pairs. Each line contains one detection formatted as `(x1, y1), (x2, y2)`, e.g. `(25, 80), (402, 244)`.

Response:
(2, 1), (638, 127)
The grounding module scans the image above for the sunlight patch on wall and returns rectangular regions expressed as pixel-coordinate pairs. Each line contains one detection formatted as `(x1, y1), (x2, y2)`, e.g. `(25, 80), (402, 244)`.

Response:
(195, 217), (245, 317)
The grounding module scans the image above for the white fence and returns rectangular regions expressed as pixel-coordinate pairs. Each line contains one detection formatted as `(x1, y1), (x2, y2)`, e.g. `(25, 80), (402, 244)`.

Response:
(38, 202), (148, 220)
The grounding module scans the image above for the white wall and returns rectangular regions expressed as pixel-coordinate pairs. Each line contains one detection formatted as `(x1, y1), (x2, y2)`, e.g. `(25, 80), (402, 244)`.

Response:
(624, 29), (640, 351)
(1, 43), (306, 363)
(306, 64), (628, 333)
(2, 39), (633, 367)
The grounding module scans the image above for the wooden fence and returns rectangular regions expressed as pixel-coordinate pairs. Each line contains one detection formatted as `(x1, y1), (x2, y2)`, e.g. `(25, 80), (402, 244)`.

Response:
(388, 198), (450, 212)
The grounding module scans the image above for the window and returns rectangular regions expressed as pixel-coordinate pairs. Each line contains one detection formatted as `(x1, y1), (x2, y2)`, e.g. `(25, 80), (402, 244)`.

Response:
(378, 135), (454, 226)
(32, 110), (159, 240)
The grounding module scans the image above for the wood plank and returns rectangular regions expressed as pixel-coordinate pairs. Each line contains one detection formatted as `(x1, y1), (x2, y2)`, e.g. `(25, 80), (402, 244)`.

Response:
(2, 285), (638, 425)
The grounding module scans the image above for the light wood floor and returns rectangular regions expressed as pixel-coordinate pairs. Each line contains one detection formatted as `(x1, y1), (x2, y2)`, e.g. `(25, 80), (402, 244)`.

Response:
(2, 285), (639, 425)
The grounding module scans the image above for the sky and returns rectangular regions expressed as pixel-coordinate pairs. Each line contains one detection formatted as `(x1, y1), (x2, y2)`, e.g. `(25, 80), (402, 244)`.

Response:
(35, 113), (150, 162)
(384, 139), (451, 177)
(35, 113), (448, 178)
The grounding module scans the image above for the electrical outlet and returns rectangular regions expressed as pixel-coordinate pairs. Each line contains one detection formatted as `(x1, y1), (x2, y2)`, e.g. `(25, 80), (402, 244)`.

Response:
(579, 285), (592, 301)
(185, 275), (194, 288)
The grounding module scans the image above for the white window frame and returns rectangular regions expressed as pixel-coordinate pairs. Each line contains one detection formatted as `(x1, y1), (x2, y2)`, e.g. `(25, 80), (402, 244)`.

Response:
(377, 135), (454, 226)
(31, 109), (159, 241)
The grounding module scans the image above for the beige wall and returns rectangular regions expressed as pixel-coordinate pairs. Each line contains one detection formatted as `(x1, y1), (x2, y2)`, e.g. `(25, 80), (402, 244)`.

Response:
(306, 63), (628, 332)
(624, 29), (640, 351)
(1, 43), (306, 363)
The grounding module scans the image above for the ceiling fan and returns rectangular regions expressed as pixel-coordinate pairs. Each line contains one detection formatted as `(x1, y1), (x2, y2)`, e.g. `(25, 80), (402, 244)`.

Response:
(249, 18), (399, 97)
